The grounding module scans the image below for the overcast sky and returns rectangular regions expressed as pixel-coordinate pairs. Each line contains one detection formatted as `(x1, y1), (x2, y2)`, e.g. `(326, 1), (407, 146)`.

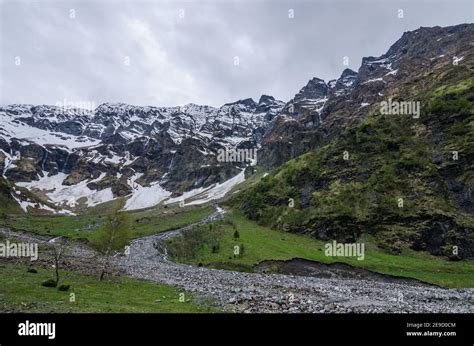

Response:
(0, 0), (472, 107)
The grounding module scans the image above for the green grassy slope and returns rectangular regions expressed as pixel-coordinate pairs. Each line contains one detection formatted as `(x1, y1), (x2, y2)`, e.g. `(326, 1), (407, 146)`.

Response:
(167, 209), (474, 288)
(0, 205), (214, 242)
(0, 178), (23, 215)
(0, 262), (215, 313)
(236, 76), (474, 259)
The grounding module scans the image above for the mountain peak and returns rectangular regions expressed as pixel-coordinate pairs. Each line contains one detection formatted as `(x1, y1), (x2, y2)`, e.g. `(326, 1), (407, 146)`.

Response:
(258, 95), (275, 105)
(308, 77), (326, 86)
(223, 98), (257, 108)
(340, 68), (357, 78)
(294, 77), (328, 102)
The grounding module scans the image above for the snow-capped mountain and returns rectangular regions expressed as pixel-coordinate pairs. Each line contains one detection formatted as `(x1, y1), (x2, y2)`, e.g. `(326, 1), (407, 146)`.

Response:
(280, 77), (329, 120)
(2, 23), (471, 216)
(0, 96), (284, 213)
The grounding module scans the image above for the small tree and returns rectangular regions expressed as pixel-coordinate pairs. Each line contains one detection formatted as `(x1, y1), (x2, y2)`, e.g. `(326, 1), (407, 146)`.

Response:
(92, 209), (131, 280)
(233, 230), (240, 239)
(49, 236), (69, 285)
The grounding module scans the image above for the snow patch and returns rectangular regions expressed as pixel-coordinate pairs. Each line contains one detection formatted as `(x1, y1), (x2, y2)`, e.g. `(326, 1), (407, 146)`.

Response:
(16, 171), (114, 208)
(363, 77), (385, 84)
(385, 69), (398, 76)
(165, 169), (245, 206)
(123, 182), (171, 211)
(0, 113), (100, 150)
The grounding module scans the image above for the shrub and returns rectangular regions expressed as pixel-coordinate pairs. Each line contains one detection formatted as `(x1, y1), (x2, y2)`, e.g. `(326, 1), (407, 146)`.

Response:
(211, 244), (220, 253)
(233, 230), (240, 239)
(41, 279), (57, 288)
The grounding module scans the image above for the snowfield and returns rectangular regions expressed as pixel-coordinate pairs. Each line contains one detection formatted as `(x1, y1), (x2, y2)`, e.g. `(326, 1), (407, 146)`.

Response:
(16, 172), (114, 208)
(123, 181), (171, 211)
(15, 169), (246, 212)
(0, 113), (100, 150)
(164, 169), (245, 207)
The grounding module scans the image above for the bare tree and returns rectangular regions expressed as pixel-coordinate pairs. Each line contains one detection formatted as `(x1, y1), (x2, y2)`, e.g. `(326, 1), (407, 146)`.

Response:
(49, 236), (69, 285)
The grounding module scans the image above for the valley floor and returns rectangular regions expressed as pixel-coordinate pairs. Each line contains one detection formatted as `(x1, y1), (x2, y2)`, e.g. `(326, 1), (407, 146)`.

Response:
(112, 210), (474, 313)
(1, 207), (473, 313)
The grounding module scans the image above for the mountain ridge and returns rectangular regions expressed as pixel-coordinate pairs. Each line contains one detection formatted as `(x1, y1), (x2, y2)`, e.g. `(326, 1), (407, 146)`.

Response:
(237, 23), (474, 260)
(0, 23), (472, 228)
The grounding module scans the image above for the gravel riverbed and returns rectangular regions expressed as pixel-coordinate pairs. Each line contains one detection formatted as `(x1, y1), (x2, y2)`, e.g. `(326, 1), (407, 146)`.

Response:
(2, 209), (473, 313)
(113, 208), (474, 313)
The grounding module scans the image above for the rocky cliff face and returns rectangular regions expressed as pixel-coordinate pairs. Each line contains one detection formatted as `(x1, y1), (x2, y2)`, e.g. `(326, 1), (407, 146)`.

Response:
(0, 96), (284, 213)
(238, 23), (474, 259)
(260, 23), (474, 169)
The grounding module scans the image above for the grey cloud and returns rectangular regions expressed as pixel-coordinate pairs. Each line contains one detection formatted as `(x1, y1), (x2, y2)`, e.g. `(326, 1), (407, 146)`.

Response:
(1, 0), (472, 107)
